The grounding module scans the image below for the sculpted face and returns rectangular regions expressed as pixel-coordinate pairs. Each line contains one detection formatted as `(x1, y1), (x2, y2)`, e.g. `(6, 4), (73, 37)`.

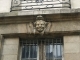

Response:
(34, 20), (46, 32)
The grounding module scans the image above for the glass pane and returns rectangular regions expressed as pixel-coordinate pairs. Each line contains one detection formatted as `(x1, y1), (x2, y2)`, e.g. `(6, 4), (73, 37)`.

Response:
(57, 45), (62, 58)
(49, 45), (53, 58)
(46, 44), (53, 59)
(53, 45), (57, 58)
(22, 46), (29, 58)
(46, 45), (49, 58)
(22, 44), (37, 59)
(26, 46), (29, 58)
(30, 45), (37, 58)
(46, 42), (62, 60)
(53, 44), (62, 58)
(22, 46), (25, 58)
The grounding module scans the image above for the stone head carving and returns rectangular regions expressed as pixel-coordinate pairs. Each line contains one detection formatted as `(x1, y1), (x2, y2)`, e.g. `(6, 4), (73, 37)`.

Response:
(34, 20), (47, 32)
(34, 15), (47, 33)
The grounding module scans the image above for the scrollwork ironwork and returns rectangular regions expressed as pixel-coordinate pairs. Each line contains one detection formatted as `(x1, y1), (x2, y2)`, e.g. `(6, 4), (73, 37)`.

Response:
(11, 0), (71, 11)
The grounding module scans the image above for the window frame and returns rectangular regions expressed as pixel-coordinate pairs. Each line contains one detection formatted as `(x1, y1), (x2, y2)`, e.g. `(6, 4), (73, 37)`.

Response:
(19, 38), (63, 60)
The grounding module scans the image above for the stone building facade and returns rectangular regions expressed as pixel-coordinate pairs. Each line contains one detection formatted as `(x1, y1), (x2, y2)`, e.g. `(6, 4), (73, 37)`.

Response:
(0, 0), (80, 60)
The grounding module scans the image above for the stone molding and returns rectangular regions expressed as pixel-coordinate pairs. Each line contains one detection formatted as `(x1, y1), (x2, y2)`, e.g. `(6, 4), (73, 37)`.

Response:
(0, 12), (80, 24)
(0, 9), (80, 17)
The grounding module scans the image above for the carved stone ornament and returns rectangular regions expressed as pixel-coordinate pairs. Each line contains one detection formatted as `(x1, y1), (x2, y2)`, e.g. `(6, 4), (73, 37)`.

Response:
(34, 15), (47, 34)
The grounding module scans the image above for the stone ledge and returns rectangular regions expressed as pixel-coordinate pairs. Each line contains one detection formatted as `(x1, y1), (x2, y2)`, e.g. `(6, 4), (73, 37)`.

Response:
(2, 30), (80, 38)
(0, 8), (80, 17)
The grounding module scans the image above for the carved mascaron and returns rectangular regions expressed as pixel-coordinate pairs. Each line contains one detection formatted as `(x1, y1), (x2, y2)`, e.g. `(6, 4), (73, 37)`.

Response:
(34, 15), (47, 33)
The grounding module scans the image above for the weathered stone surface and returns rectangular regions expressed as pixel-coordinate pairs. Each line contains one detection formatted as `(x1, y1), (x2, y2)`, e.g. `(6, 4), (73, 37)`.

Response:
(4, 38), (19, 45)
(34, 10), (43, 15)
(64, 43), (80, 53)
(64, 53), (80, 60)
(0, 23), (33, 34)
(50, 21), (80, 32)
(0, 24), (18, 34)
(77, 8), (80, 12)
(46, 10), (55, 14)
(0, 21), (80, 34)
(64, 36), (80, 43)
(60, 9), (70, 13)
(70, 9), (76, 13)
(18, 11), (34, 15)
(1, 21), (80, 34)
(53, 9), (60, 14)
(64, 35), (80, 60)
(64, 36), (80, 53)
(26, 23), (33, 34)
(3, 12), (18, 17)
(18, 24), (27, 33)
(2, 45), (18, 55)
(2, 38), (19, 60)
(2, 55), (17, 60)
(45, 22), (52, 33)
(42, 10), (50, 14)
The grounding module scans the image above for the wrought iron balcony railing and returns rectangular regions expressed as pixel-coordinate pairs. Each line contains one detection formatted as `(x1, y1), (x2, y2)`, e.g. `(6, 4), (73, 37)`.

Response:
(11, 0), (71, 11)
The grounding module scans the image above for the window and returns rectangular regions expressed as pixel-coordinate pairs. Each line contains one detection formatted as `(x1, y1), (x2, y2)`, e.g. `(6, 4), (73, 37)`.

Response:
(20, 38), (63, 60)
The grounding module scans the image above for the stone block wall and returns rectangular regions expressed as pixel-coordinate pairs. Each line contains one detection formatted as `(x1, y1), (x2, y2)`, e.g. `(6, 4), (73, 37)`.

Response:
(64, 36), (80, 60)
(1, 38), (19, 60)
(50, 21), (80, 32)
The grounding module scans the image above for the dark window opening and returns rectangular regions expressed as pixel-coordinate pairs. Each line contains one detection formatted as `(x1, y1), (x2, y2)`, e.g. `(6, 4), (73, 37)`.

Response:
(20, 38), (63, 60)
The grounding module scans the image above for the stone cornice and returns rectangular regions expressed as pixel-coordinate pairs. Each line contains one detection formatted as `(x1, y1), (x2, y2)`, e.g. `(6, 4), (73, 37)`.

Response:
(0, 9), (80, 24)
(0, 9), (80, 17)
(0, 13), (80, 24)
(2, 30), (80, 38)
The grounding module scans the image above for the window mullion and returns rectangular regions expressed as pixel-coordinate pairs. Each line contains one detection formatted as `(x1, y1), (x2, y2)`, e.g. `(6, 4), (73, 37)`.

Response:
(41, 40), (43, 60)
(39, 40), (43, 60)
(60, 39), (62, 59)
(48, 39), (50, 60)
(24, 41), (27, 58)
(56, 39), (58, 59)
(29, 40), (31, 59)
(52, 39), (54, 60)
(32, 40), (34, 59)
(43, 39), (46, 60)
(21, 40), (23, 60)
(39, 40), (41, 60)
(37, 39), (39, 60)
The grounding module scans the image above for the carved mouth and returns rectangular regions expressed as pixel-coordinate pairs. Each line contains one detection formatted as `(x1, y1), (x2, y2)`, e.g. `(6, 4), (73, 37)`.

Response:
(36, 28), (44, 32)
